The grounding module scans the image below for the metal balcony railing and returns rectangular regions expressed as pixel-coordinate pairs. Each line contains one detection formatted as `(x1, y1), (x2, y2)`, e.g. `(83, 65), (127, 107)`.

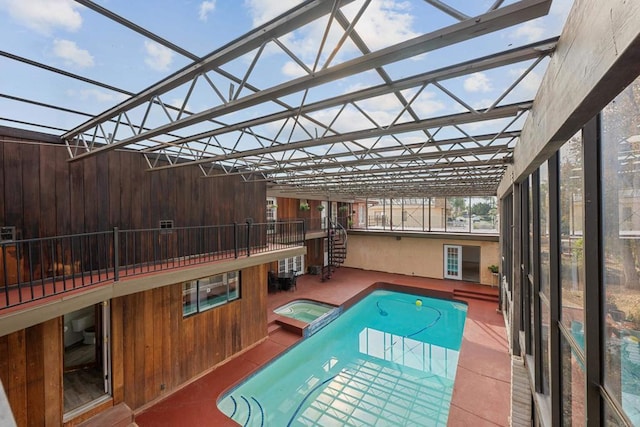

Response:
(0, 220), (305, 310)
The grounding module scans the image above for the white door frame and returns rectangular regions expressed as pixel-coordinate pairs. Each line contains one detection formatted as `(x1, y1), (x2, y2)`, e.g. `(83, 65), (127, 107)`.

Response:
(102, 301), (112, 395)
(443, 245), (463, 280)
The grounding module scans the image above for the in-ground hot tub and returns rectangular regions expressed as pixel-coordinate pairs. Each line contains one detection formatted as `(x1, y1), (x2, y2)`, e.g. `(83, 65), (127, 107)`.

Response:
(273, 299), (336, 323)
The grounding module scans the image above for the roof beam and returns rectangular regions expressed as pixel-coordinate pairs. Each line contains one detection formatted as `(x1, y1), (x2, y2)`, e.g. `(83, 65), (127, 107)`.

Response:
(65, 0), (551, 160)
(64, 0), (355, 140)
(159, 101), (530, 168)
(142, 39), (552, 155)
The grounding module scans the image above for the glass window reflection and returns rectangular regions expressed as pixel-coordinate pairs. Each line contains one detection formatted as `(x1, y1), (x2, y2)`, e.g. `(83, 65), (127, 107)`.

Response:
(601, 76), (640, 426)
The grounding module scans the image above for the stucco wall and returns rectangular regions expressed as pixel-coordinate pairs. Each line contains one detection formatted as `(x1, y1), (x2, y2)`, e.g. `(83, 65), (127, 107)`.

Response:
(343, 233), (499, 285)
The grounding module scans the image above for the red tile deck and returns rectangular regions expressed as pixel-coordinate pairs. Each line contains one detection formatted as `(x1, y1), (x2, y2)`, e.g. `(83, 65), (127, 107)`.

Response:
(135, 268), (510, 426)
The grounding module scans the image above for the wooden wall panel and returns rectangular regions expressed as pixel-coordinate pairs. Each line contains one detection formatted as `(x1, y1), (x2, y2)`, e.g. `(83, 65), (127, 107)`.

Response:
(68, 160), (85, 235)
(119, 151), (132, 230)
(21, 144), (40, 240)
(39, 145), (57, 237)
(0, 139), (267, 242)
(107, 151), (121, 228)
(0, 318), (62, 426)
(95, 155), (109, 232)
(112, 264), (267, 411)
(0, 137), (4, 225)
(25, 323), (46, 424)
(43, 318), (63, 426)
(54, 146), (71, 235)
(83, 155), (98, 233)
(3, 143), (23, 235)
(110, 298), (124, 404)
(306, 237), (324, 267)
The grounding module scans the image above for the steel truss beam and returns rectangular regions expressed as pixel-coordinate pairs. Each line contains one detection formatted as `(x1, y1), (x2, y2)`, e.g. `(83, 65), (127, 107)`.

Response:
(142, 37), (552, 162)
(63, 0), (356, 140)
(169, 101), (530, 168)
(64, 0), (551, 162)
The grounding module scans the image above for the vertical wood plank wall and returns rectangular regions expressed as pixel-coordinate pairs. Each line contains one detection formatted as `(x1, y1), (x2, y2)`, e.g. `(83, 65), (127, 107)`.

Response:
(0, 265), (268, 424)
(0, 134), (271, 424)
(0, 318), (62, 426)
(0, 137), (266, 238)
(112, 264), (268, 410)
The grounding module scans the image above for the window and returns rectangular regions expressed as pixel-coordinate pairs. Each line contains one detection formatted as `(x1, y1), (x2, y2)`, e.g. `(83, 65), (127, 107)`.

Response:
(159, 220), (174, 234)
(601, 76), (640, 425)
(182, 271), (240, 316)
(559, 132), (585, 337)
(0, 226), (16, 242)
(278, 256), (303, 275)
(267, 198), (277, 234)
(561, 336), (585, 425)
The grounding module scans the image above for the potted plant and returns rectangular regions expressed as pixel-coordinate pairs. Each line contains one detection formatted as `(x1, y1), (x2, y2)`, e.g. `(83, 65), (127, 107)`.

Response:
(299, 202), (310, 211)
(488, 264), (499, 287)
(317, 204), (325, 211)
(338, 205), (349, 213)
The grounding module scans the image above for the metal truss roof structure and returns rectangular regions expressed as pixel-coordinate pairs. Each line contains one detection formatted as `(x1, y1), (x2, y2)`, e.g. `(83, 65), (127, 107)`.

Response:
(1, 0), (561, 199)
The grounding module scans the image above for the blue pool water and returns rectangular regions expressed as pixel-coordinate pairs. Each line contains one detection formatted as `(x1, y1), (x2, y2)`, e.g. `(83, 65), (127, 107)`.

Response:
(218, 290), (468, 426)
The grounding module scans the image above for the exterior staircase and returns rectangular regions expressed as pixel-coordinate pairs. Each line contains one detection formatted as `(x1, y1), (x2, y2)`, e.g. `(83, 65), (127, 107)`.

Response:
(321, 219), (347, 281)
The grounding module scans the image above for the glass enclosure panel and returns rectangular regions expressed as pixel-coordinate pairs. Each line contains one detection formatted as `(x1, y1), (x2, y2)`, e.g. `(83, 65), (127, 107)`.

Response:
(541, 298), (551, 395)
(367, 198), (386, 229)
(447, 197), (470, 232)
(601, 76), (640, 426)
(470, 197), (498, 233)
(539, 162), (551, 299)
(604, 402), (627, 426)
(182, 280), (198, 316)
(401, 198), (425, 231)
(559, 132), (585, 336)
(430, 197), (447, 231)
(391, 198), (403, 230)
(529, 175), (535, 275)
(561, 336), (585, 425)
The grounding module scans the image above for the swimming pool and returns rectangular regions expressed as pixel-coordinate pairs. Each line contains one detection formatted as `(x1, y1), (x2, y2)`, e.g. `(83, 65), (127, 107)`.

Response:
(218, 290), (468, 426)
(274, 300), (336, 323)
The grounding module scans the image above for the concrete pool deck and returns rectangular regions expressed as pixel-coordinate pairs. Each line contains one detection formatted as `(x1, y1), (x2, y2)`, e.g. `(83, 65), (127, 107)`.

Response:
(135, 268), (510, 426)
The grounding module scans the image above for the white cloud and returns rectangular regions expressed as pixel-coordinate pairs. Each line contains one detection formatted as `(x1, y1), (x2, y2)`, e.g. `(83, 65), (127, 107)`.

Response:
(509, 68), (542, 99)
(144, 40), (174, 71)
(281, 60), (309, 78)
(52, 39), (94, 68)
(198, 1), (216, 21)
(411, 92), (446, 117)
(463, 73), (493, 93)
(510, 20), (545, 42)
(244, 0), (302, 27)
(0, 0), (82, 35)
(67, 89), (128, 103)
(342, 0), (418, 51)
(246, 0), (418, 73)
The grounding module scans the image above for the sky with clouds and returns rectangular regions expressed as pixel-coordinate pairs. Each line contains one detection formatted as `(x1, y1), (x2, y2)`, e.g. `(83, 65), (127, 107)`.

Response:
(0, 0), (574, 141)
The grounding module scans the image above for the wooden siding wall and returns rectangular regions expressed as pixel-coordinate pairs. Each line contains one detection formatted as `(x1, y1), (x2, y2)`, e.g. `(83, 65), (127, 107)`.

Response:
(275, 197), (323, 223)
(0, 318), (62, 426)
(111, 264), (268, 410)
(0, 264), (268, 424)
(306, 237), (325, 268)
(0, 137), (266, 239)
